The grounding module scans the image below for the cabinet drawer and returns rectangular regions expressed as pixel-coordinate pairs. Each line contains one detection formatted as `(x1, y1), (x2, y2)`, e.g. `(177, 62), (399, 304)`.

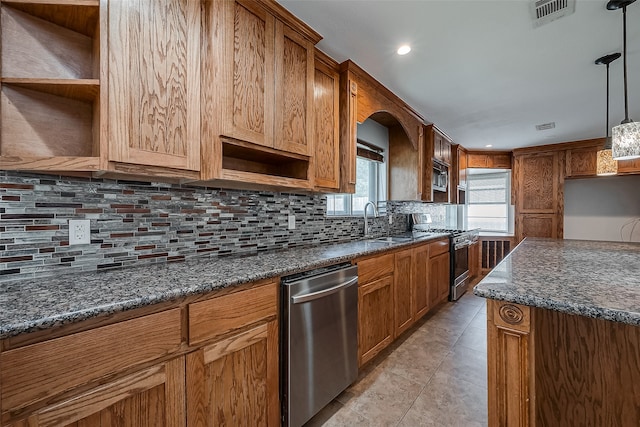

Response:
(357, 253), (394, 284)
(1, 309), (182, 414)
(188, 281), (278, 346)
(429, 239), (450, 257)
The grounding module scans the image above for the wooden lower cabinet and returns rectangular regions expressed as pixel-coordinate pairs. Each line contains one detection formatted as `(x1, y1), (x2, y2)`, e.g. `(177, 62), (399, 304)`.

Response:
(358, 275), (394, 367)
(516, 213), (559, 242)
(487, 300), (533, 427)
(429, 251), (450, 307)
(468, 240), (480, 282)
(487, 299), (640, 426)
(0, 281), (280, 427)
(413, 243), (430, 319)
(185, 320), (279, 427)
(6, 357), (186, 427)
(394, 248), (414, 337)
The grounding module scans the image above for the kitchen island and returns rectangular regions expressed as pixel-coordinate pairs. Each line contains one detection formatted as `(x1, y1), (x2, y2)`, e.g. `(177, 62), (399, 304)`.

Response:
(474, 238), (640, 426)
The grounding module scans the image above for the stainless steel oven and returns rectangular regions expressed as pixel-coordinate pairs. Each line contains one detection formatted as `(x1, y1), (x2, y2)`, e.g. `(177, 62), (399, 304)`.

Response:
(451, 236), (470, 301)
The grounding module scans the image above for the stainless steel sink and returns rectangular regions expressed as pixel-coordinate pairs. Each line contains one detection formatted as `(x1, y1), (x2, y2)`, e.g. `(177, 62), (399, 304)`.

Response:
(362, 236), (413, 245)
(375, 236), (413, 243)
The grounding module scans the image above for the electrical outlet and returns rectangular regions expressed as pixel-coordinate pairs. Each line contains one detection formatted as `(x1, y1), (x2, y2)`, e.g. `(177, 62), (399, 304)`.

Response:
(288, 215), (296, 230)
(69, 219), (91, 245)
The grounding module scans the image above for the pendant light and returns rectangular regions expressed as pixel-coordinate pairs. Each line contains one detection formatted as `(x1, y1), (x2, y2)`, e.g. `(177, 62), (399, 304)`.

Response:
(607, 0), (640, 160)
(595, 52), (621, 175)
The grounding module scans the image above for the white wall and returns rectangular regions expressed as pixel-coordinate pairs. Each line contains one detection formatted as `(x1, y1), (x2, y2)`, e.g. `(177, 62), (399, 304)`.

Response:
(356, 119), (389, 152)
(564, 175), (640, 242)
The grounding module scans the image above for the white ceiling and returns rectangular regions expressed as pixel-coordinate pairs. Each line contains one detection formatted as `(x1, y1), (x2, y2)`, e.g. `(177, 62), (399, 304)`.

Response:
(278, 0), (640, 150)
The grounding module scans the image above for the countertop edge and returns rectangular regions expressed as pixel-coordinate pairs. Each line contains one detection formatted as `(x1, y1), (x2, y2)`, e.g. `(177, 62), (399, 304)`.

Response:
(473, 287), (640, 327)
(0, 234), (449, 339)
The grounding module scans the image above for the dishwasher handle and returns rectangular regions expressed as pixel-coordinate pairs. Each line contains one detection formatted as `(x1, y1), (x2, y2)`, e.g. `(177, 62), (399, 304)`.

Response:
(291, 276), (358, 304)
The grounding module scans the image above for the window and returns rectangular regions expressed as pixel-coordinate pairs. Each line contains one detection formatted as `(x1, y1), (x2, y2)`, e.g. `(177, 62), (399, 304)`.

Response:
(467, 171), (511, 232)
(326, 148), (386, 216)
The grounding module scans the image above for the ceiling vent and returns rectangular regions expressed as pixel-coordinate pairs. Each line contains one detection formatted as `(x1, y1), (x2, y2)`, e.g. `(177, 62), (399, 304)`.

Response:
(536, 122), (556, 131)
(530, 0), (575, 28)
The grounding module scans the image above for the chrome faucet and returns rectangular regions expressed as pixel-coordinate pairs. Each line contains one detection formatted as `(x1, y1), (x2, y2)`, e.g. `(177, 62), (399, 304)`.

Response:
(363, 201), (379, 238)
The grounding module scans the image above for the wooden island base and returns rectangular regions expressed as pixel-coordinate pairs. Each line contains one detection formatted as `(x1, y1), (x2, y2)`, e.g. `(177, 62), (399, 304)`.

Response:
(487, 299), (640, 426)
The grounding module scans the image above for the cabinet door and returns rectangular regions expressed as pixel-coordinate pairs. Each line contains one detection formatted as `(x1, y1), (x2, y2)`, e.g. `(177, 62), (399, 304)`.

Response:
(429, 252), (450, 307)
(442, 139), (452, 165)
(312, 59), (340, 189)
(7, 358), (185, 426)
(488, 153), (512, 169)
(514, 152), (562, 214)
(274, 23), (313, 156)
(516, 213), (559, 241)
(469, 241), (480, 281)
(186, 320), (279, 427)
(566, 147), (597, 177)
(413, 244), (430, 319)
(394, 249), (414, 337)
(358, 275), (394, 367)
(108, 0), (201, 171)
(221, 0), (275, 148)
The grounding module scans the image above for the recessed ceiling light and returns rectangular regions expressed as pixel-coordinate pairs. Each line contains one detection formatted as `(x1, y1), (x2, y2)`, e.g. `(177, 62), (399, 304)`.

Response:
(485, 144), (493, 148)
(397, 45), (411, 55)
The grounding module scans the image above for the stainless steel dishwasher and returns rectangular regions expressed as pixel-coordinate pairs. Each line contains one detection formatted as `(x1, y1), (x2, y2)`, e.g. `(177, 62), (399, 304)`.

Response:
(281, 263), (358, 427)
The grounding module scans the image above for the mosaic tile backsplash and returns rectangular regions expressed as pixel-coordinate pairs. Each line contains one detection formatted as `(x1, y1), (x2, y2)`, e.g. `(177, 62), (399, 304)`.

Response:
(0, 172), (412, 282)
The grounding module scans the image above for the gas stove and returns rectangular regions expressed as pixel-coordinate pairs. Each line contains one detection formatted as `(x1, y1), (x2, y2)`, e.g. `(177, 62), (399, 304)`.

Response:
(420, 228), (479, 247)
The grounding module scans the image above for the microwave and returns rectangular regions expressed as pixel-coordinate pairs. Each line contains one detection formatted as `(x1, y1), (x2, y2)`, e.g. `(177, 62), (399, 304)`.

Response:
(432, 160), (448, 192)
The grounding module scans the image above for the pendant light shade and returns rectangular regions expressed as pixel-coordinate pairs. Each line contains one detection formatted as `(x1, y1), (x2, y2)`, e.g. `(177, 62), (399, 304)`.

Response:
(608, 0), (640, 160)
(595, 52), (621, 175)
(612, 122), (640, 159)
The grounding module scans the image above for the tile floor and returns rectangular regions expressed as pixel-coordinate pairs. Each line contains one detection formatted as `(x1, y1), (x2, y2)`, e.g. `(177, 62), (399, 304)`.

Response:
(305, 291), (488, 427)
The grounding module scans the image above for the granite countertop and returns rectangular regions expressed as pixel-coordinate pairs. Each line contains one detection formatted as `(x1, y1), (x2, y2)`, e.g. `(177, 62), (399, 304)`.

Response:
(474, 238), (640, 326)
(0, 233), (448, 339)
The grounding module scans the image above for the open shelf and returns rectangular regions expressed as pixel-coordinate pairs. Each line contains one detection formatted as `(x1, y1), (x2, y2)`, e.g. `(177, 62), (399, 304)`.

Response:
(1, 1), (99, 37)
(1, 78), (99, 101)
(221, 139), (310, 181)
(1, 4), (98, 79)
(1, 85), (96, 158)
(0, 0), (101, 171)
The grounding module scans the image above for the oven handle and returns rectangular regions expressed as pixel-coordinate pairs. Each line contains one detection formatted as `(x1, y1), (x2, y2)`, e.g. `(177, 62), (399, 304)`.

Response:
(291, 277), (358, 304)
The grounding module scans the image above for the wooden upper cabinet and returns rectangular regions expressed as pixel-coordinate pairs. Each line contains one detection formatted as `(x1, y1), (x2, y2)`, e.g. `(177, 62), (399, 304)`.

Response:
(617, 158), (640, 174)
(108, 0), (201, 171)
(467, 151), (512, 169)
(274, 23), (314, 156)
(222, 1), (274, 148)
(433, 130), (452, 165)
(313, 52), (340, 190)
(221, 0), (313, 157)
(514, 151), (562, 213)
(566, 146), (598, 177)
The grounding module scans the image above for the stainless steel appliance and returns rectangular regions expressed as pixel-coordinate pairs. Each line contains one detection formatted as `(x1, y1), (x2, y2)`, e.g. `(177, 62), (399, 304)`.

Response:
(280, 263), (358, 427)
(432, 160), (448, 192)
